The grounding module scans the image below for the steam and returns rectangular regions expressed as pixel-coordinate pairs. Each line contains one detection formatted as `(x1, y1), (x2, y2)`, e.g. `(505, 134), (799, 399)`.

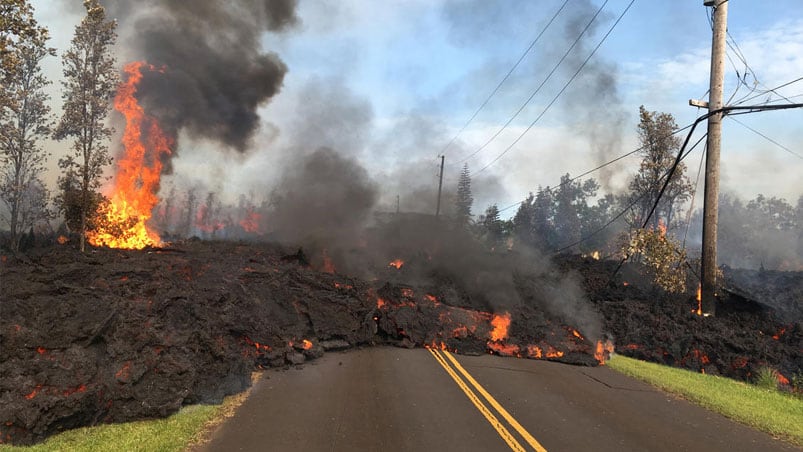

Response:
(104, 0), (298, 153)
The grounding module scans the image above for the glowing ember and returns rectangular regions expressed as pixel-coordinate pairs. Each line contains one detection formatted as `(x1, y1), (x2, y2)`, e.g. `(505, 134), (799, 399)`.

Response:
(301, 339), (313, 350)
(115, 361), (132, 381)
(56, 235), (68, 244)
(243, 336), (271, 352)
(88, 62), (171, 249)
(425, 294), (438, 304)
(489, 312), (511, 341)
(772, 327), (786, 340)
(570, 329), (584, 341)
(388, 259), (404, 269)
(376, 298), (387, 308)
(401, 288), (414, 298)
(24, 384), (42, 400)
(36, 347), (46, 355)
(63, 384), (87, 397)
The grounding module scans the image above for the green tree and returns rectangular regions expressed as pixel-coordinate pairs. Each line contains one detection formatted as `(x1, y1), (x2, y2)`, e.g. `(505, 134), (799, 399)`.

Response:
(512, 192), (536, 248)
(627, 106), (693, 230)
(455, 163), (473, 227)
(0, 15), (53, 252)
(553, 174), (598, 252)
(53, 0), (119, 252)
(532, 186), (556, 250)
(479, 203), (504, 250)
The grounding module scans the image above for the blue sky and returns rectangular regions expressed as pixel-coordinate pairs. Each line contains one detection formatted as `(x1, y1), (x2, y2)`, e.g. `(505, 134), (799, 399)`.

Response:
(32, 0), (803, 214)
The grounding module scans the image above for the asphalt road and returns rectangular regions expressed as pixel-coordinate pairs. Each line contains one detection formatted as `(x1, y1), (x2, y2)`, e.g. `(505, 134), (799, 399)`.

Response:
(200, 347), (798, 452)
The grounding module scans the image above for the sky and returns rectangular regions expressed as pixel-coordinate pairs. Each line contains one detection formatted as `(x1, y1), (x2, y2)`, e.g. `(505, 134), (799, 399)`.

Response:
(30, 0), (803, 217)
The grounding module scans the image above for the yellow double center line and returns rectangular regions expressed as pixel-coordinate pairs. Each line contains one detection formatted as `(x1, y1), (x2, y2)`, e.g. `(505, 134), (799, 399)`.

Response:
(427, 348), (548, 452)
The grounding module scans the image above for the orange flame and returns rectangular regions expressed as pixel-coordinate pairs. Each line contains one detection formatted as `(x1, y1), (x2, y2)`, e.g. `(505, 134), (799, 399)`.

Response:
(301, 339), (313, 350)
(56, 235), (68, 244)
(322, 249), (335, 274)
(693, 283), (702, 316)
(388, 259), (404, 269)
(526, 345), (543, 359)
(239, 208), (261, 233)
(88, 61), (171, 249)
(489, 312), (511, 341)
(777, 372), (790, 386)
(657, 219), (667, 237)
(594, 340), (615, 365)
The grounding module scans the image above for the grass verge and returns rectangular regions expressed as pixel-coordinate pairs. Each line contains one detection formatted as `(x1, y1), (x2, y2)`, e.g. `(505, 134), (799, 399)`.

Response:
(0, 374), (258, 452)
(607, 355), (803, 447)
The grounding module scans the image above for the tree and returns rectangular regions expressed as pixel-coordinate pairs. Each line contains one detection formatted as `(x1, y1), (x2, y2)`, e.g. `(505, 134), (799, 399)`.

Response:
(53, 0), (118, 252)
(479, 203), (504, 250)
(1, 0), (45, 112)
(0, 15), (53, 252)
(454, 163), (473, 227)
(627, 106), (693, 230)
(532, 186), (556, 250)
(512, 193), (536, 248)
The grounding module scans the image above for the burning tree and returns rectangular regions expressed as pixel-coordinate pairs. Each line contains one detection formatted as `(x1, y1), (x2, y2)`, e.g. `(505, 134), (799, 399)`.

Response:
(53, 0), (119, 252)
(0, 9), (53, 252)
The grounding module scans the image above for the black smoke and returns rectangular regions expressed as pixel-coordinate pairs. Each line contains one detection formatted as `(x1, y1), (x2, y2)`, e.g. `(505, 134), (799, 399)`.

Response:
(103, 0), (298, 152)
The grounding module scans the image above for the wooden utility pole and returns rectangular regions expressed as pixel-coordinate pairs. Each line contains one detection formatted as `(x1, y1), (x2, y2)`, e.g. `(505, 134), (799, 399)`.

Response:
(700, 0), (728, 316)
(435, 155), (445, 217)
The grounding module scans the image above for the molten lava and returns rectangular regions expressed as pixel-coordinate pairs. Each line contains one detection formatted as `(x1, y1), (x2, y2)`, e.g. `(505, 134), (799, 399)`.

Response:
(88, 61), (172, 249)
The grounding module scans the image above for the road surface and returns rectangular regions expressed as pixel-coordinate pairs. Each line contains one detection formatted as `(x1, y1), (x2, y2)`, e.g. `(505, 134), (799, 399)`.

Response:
(200, 347), (797, 452)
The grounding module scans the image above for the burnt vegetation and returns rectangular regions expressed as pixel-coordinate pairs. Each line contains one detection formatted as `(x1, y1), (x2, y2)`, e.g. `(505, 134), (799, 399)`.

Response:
(1, 0), (802, 447)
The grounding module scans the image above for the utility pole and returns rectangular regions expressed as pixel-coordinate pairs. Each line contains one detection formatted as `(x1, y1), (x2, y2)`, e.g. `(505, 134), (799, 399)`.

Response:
(435, 155), (445, 218)
(700, 0), (728, 316)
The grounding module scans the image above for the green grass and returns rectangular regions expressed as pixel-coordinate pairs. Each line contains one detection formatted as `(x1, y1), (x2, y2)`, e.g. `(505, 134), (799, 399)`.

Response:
(0, 384), (253, 452)
(0, 404), (218, 452)
(608, 354), (803, 447)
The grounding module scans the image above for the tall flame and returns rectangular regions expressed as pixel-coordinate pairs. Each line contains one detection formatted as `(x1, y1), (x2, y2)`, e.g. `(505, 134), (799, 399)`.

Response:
(489, 312), (511, 341)
(87, 61), (172, 249)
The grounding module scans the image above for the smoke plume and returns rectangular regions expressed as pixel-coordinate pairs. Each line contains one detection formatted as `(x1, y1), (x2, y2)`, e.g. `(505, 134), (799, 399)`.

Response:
(104, 0), (298, 153)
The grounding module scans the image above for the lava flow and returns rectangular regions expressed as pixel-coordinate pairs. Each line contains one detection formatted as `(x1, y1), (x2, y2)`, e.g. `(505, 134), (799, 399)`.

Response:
(87, 61), (172, 249)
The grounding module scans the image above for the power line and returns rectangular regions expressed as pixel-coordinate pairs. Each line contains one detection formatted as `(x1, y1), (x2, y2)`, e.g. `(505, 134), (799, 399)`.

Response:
(728, 116), (803, 160)
(733, 76), (803, 106)
(553, 132), (708, 254)
(438, 0), (570, 160)
(453, 0), (611, 166)
(474, 0), (635, 175)
(497, 122), (694, 214)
